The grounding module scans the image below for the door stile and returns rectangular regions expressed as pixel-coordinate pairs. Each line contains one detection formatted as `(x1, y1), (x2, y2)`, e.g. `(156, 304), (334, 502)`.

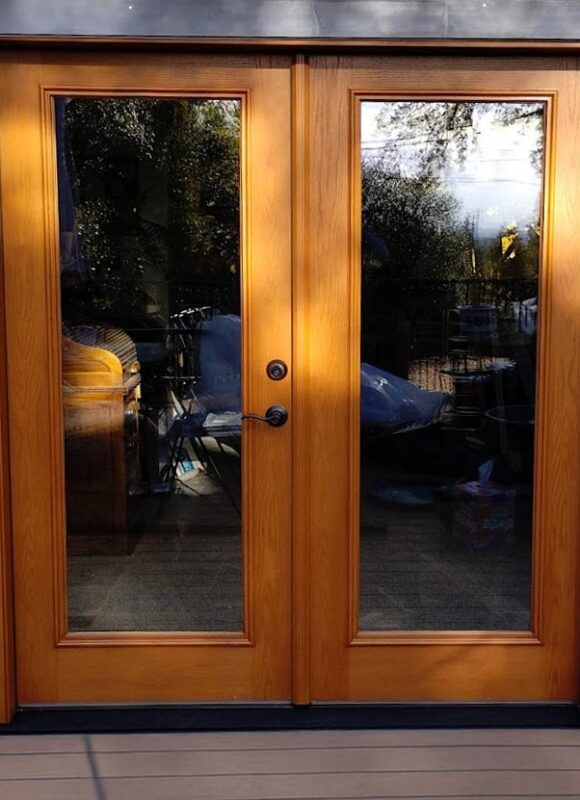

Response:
(0, 200), (15, 723)
(291, 53), (311, 705)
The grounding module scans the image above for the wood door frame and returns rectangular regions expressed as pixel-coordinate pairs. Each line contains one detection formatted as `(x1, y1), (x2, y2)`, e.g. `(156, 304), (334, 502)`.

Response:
(1, 42), (580, 721)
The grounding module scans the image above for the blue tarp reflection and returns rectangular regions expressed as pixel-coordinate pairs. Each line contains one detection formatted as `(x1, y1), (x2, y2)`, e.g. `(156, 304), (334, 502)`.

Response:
(196, 314), (448, 431)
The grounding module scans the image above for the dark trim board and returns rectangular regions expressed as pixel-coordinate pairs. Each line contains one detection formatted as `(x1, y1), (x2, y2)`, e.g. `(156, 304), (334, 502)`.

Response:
(1, 703), (580, 734)
(2, 37), (580, 54)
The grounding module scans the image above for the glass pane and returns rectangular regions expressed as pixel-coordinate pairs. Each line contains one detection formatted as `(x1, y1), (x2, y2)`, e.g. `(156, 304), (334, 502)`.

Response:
(57, 97), (243, 632)
(360, 101), (544, 631)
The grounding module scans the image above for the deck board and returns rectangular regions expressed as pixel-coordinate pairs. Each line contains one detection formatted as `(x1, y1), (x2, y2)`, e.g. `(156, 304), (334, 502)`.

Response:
(1, 729), (580, 798)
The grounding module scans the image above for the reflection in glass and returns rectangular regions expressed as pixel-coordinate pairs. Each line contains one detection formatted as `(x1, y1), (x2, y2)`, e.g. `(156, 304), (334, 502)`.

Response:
(57, 98), (243, 632)
(359, 101), (544, 631)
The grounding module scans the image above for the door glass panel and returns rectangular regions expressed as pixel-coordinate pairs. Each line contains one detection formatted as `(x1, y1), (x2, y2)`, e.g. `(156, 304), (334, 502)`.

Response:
(359, 101), (544, 631)
(56, 97), (243, 632)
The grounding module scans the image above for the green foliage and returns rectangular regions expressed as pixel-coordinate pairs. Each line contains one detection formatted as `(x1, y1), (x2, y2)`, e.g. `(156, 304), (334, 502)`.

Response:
(66, 98), (156, 172)
(376, 101), (544, 173)
(151, 100), (240, 281)
(62, 98), (240, 316)
(474, 222), (540, 281)
(364, 101), (544, 283)
(376, 102), (476, 173)
(62, 97), (541, 320)
(362, 155), (473, 282)
(495, 223), (540, 279)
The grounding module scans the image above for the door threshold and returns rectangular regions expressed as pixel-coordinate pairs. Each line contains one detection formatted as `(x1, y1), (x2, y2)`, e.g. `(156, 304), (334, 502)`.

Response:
(2, 702), (580, 733)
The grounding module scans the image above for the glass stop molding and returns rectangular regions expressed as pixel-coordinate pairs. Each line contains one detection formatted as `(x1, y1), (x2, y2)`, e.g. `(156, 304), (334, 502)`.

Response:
(56, 96), (245, 634)
(358, 99), (545, 633)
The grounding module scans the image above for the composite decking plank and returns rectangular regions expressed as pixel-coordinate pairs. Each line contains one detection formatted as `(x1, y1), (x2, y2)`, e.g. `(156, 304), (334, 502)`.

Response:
(0, 779), (99, 800)
(0, 752), (92, 780)
(93, 744), (580, 777)
(89, 728), (580, 753)
(0, 735), (86, 754)
(99, 770), (580, 799)
(0, 730), (578, 799)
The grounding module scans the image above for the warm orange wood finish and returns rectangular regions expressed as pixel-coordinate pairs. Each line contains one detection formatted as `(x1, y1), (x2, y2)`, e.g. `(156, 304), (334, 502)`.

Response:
(291, 55), (312, 706)
(0, 210), (16, 722)
(3, 49), (580, 709)
(306, 55), (580, 701)
(0, 52), (293, 703)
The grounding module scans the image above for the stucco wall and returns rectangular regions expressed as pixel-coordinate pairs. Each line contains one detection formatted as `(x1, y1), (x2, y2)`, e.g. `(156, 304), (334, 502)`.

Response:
(0, 0), (579, 40)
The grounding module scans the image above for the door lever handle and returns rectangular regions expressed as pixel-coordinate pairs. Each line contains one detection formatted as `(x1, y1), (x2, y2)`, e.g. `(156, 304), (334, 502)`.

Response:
(241, 404), (288, 427)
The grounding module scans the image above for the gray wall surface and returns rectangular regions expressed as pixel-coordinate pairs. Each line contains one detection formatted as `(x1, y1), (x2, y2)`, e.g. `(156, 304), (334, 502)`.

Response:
(0, 0), (580, 40)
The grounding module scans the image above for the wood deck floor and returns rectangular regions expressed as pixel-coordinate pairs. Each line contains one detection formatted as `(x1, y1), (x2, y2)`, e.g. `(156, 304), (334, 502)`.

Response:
(2, 728), (580, 799)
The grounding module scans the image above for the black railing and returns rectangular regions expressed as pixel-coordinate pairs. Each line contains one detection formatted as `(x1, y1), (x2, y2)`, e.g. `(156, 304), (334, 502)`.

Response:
(362, 277), (537, 312)
(361, 277), (538, 372)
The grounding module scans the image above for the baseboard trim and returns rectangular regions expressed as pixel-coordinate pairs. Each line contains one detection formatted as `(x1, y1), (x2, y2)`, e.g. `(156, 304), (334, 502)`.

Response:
(1, 702), (580, 733)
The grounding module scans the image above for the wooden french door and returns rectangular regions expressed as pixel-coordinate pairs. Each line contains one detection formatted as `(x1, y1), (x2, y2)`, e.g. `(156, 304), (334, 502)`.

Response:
(3, 51), (580, 708)
(0, 53), (293, 703)
(304, 55), (580, 701)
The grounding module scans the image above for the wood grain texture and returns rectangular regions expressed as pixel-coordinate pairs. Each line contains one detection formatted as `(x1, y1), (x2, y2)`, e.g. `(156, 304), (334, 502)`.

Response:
(0, 51), (293, 703)
(291, 55), (311, 706)
(0, 163), (16, 723)
(307, 54), (580, 701)
(3, 48), (580, 708)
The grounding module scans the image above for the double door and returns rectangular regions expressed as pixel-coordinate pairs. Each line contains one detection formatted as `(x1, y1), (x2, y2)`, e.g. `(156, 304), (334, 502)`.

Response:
(2, 52), (580, 705)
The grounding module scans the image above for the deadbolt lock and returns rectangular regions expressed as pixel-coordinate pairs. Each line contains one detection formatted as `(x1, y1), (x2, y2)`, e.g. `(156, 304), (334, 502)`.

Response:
(266, 359), (288, 381)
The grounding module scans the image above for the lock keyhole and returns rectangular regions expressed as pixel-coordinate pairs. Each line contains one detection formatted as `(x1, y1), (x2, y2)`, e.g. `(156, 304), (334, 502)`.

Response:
(266, 359), (288, 381)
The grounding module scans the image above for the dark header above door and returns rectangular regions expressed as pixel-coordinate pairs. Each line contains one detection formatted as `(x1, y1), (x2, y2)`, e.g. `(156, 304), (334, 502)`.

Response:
(1, 0), (580, 41)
